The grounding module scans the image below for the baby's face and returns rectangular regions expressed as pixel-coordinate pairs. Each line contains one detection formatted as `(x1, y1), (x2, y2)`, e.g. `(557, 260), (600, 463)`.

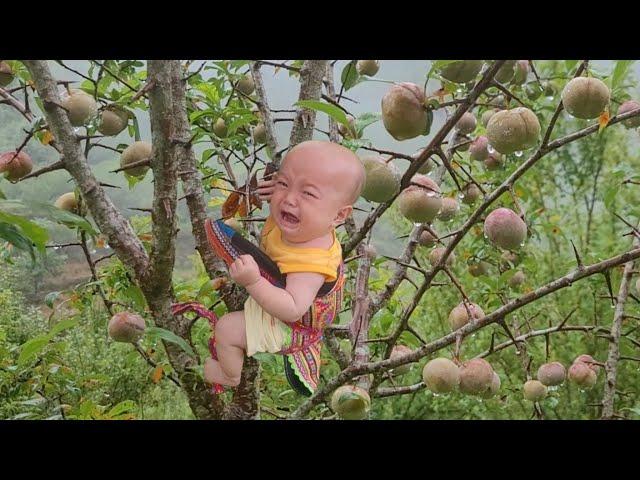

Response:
(270, 143), (359, 244)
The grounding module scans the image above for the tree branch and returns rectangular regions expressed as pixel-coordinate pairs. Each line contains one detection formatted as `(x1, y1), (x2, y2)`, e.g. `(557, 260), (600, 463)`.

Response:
(370, 225), (425, 322)
(144, 60), (225, 419)
(0, 85), (34, 122)
(288, 60), (328, 146)
(349, 242), (373, 391)
(374, 382), (425, 398)
(23, 60), (149, 280)
(342, 60), (507, 256)
(478, 325), (601, 358)
(19, 160), (65, 181)
(251, 61), (282, 167)
(290, 244), (640, 418)
(145, 60), (179, 296)
(602, 233), (638, 419)
(325, 328), (350, 370)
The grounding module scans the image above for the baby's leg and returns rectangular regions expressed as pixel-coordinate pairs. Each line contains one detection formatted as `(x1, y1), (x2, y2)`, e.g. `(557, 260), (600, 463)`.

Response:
(204, 311), (247, 387)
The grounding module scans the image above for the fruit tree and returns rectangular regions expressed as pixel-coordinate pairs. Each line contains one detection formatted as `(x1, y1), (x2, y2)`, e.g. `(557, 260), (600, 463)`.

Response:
(1, 59), (640, 420)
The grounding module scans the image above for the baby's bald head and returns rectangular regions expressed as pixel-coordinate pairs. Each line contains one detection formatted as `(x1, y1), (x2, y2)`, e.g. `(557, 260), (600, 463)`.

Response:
(283, 140), (365, 205)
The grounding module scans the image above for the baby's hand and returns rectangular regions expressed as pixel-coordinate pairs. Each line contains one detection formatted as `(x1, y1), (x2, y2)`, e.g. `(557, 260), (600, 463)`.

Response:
(256, 175), (276, 203)
(229, 254), (261, 288)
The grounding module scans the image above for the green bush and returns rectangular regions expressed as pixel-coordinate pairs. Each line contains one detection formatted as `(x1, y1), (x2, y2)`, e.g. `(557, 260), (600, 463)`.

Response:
(0, 259), (192, 420)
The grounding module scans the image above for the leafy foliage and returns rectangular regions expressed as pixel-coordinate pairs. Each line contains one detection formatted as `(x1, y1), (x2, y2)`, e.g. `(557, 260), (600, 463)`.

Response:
(2, 59), (640, 420)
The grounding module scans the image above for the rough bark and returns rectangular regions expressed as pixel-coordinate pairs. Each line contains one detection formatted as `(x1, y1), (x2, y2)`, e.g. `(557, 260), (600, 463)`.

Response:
(25, 60), (224, 419)
(323, 63), (341, 144)
(145, 60), (179, 298)
(145, 60), (225, 419)
(251, 62), (282, 166)
(21, 59), (640, 421)
(601, 236), (638, 418)
(350, 243), (373, 391)
(289, 60), (328, 146)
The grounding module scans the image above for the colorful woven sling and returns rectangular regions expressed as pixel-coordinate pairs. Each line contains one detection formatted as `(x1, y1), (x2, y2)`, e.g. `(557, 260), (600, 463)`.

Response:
(171, 219), (345, 397)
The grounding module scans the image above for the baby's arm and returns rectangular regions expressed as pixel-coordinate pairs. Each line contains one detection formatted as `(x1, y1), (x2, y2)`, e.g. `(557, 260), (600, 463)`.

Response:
(246, 272), (325, 323)
(237, 171), (324, 322)
(229, 255), (325, 323)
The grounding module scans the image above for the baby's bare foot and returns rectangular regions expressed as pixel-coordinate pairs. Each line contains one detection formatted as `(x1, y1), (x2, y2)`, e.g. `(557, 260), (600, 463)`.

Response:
(204, 358), (241, 387)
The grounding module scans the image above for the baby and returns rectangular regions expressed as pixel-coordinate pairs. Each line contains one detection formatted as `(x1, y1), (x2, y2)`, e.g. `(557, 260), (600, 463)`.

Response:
(204, 140), (365, 388)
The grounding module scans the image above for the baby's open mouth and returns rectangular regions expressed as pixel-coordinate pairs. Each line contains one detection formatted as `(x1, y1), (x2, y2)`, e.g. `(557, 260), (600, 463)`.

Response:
(280, 210), (300, 226)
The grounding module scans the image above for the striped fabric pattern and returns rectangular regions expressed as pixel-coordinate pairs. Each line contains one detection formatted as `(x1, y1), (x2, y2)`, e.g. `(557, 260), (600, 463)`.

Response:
(202, 218), (345, 395)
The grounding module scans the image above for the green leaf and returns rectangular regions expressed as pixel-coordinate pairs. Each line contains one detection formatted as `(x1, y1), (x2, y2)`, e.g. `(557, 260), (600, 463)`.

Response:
(145, 327), (196, 358)
(18, 335), (50, 365)
(0, 210), (48, 252)
(477, 275), (498, 290)
(426, 98), (441, 109)
(288, 61), (304, 77)
(376, 311), (395, 331)
(197, 278), (215, 302)
(109, 88), (122, 101)
(0, 199), (97, 236)
(427, 60), (459, 81)
(230, 60), (250, 69)
(123, 284), (147, 310)
(107, 400), (136, 418)
(425, 110), (433, 136)
(431, 60), (459, 70)
(132, 114), (141, 142)
(340, 61), (360, 91)
(46, 208), (97, 235)
(354, 113), (381, 136)
(49, 317), (79, 337)
(227, 114), (256, 135)
(196, 82), (220, 104)
(201, 149), (216, 163)
(341, 138), (372, 151)
(252, 352), (272, 363)
(80, 80), (99, 97)
(295, 100), (349, 127)
(625, 407), (640, 418)
(603, 185), (618, 211)
(126, 173), (141, 189)
(611, 60), (634, 90)
(0, 222), (35, 260)
(189, 109), (216, 123)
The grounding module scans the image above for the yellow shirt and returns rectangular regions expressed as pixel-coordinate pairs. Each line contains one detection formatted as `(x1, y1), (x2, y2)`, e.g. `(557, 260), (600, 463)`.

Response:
(260, 215), (342, 282)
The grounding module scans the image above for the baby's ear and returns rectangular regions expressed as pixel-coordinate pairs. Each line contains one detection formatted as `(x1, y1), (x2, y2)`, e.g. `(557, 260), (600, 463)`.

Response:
(333, 205), (353, 226)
